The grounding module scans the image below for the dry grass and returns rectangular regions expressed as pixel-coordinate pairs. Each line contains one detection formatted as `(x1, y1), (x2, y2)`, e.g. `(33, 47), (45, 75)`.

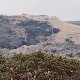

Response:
(50, 18), (80, 43)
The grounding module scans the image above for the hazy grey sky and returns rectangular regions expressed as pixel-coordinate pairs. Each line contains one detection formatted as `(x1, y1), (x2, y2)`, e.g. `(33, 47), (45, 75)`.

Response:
(0, 0), (80, 20)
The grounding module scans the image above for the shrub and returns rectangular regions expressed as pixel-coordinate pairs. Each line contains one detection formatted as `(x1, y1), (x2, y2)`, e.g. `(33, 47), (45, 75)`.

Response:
(0, 51), (80, 80)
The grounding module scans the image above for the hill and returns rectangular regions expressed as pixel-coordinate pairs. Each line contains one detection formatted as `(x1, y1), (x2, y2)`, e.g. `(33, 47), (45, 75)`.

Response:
(0, 15), (59, 49)
(1, 14), (80, 58)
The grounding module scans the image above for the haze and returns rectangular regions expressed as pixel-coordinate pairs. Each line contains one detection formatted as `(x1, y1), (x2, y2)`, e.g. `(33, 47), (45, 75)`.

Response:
(0, 0), (80, 21)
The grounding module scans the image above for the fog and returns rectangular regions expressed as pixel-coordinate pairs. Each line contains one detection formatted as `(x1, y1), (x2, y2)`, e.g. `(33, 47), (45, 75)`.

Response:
(0, 0), (80, 20)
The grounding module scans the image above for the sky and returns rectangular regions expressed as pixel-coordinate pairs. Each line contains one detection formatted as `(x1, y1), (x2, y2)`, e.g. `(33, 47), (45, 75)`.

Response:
(0, 0), (80, 21)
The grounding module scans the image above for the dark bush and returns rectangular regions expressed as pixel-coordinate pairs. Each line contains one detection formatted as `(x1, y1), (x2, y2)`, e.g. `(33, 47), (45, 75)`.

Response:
(0, 51), (80, 80)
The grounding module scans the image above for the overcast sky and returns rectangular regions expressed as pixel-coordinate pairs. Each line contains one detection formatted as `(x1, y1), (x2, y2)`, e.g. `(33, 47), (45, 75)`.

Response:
(0, 0), (80, 20)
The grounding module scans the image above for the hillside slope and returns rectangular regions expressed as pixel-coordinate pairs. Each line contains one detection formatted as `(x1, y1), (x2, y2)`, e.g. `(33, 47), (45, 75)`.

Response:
(51, 18), (80, 43)
(0, 15), (60, 49)
(1, 15), (80, 58)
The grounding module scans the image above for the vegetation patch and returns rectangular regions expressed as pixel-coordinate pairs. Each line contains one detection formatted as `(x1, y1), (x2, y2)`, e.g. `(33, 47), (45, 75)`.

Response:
(0, 51), (80, 80)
